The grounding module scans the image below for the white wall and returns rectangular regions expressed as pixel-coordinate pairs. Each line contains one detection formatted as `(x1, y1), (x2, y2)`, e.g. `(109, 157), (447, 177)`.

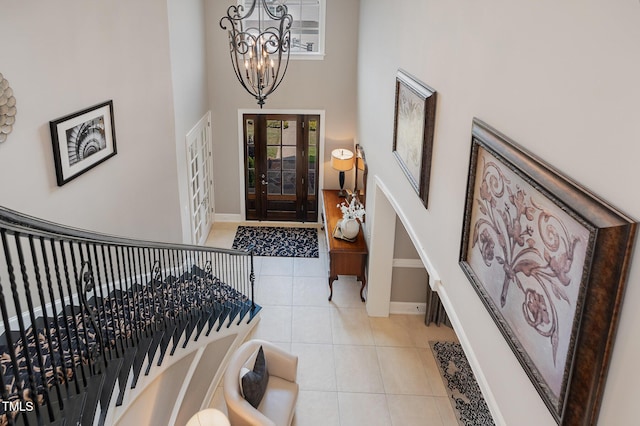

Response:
(167, 0), (211, 243)
(205, 0), (360, 215)
(0, 0), (182, 242)
(358, 0), (640, 425)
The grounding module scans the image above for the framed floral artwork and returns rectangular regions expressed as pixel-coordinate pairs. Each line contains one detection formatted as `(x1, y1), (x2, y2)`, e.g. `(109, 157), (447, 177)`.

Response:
(392, 69), (437, 208)
(459, 118), (636, 425)
(50, 100), (117, 186)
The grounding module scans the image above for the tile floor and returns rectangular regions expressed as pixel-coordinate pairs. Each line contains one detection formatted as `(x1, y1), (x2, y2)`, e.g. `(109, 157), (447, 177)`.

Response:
(204, 222), (459, 426)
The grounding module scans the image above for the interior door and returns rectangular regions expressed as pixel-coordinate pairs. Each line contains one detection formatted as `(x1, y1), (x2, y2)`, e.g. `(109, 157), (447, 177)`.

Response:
(244, 114), (319, 222)
(186, 113), (213, 244)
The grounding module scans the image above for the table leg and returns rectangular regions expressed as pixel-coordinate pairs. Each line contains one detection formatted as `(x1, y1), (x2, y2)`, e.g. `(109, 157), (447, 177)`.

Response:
(358, 275), (366, 302)
(328, 276), (337, 301)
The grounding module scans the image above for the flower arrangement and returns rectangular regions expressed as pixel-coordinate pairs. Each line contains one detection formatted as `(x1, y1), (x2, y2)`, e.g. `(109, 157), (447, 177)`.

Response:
(337, 197), (366, 220)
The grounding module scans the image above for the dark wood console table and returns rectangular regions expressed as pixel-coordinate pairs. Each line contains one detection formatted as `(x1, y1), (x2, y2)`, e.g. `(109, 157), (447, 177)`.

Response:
(322, 190), (368, 302)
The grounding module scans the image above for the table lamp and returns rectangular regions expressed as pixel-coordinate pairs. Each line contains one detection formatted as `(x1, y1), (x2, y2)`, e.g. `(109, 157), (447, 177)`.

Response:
(331, 148), (354, 197)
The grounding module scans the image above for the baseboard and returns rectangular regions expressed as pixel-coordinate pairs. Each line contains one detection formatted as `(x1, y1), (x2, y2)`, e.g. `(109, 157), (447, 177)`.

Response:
(389, 301), (427, 315)
(214, 213), (243, 222)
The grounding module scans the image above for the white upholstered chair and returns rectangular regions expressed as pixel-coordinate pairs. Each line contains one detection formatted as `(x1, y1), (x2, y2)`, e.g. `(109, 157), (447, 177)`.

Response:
(223, 339), (299, 426)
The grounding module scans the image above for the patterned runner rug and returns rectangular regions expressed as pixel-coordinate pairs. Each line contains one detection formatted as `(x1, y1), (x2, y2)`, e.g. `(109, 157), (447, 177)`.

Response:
(232, 226), (319, 258)
(430, 341), (495, 426)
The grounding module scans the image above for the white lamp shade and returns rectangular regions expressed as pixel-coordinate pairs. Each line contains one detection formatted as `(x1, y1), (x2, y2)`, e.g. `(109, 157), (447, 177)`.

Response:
(331, 149), (354, 171)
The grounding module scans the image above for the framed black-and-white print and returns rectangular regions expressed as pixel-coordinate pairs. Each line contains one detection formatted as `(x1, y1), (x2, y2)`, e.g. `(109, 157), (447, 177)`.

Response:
(459, 118), (636, 425)
(50, 100), (117, 186)
(392, 69), (437, 208)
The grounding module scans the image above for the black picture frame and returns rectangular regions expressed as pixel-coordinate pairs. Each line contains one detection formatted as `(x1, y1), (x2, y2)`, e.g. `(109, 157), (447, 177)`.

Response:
(392, 69), (437, 208)
(50, 100), (117, 186)
(459, 118), (636, 425)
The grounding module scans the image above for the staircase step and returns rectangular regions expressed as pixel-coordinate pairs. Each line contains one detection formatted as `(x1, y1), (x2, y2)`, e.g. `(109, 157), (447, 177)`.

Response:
(130, 336), (153, 389)
(80, 370), (106, 426)
(215, 302), (232, 332)
(237, 301), (252, 325)
(144, 328), (165, 376)
(169, 319), (189, 356)
(205, 302), (224, 336)
(247, 304), (262, 323)
(226, 302), (242, 328)
(115, 346), (137, 406)
(193, 308), (213, 341)
(156, 322), (177, 367)
(98, 357), (123, 426)
(181, 312), (201, 348)
(61, 391), (87, 426)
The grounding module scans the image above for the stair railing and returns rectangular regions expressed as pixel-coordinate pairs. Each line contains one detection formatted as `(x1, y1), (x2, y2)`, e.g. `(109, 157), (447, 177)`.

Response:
(0, 206), (255, 425)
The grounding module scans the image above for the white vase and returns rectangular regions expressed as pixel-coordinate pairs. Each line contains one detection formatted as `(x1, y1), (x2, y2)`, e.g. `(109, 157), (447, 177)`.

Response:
(340, 218), (360, 240)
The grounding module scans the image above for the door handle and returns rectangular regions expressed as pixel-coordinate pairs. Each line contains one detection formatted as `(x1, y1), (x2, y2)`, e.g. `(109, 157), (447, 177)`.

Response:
(261, 179), (268, 185)
(260, 173), (267, 185)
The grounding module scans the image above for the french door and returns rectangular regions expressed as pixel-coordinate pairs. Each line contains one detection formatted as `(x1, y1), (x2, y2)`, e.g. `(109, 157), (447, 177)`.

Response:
(243, 114), (319, 222)
(186, 113), (213, 244)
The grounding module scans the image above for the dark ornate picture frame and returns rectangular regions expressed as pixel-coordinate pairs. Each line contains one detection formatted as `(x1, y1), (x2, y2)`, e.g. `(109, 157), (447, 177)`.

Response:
(459, 118), (636, 425)
(50, 100), (117, 186)
(392, 69), (437, 208)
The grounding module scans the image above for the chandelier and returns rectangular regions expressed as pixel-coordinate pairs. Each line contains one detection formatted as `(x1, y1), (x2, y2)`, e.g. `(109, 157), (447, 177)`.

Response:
(220, 0), (293, 108)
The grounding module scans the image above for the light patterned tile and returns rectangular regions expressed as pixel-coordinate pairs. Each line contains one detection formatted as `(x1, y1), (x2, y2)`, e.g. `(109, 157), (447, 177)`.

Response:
(400, 314), (458, 348)
(417, 347), (448, 397)
(292, 391), (340, 426)
(377, 347), (432, 395)
(292, 306), (333, 344)
(329, 276), (366, 308)
(334, 345), (384, 393)
(435, 396), (458, 425)
(255, 275), (293, 306)
(330, 307), (374, 345)
(337, 392), (391, 426)
(293, 256), (328, 277)
(250, 306), (291, 343)
(260, 256), (294, 276)
(369, 315), (414, 347)
(292, 276), (331, 306)
(387, 394), (444, 426)
(291, 343), (337, 392)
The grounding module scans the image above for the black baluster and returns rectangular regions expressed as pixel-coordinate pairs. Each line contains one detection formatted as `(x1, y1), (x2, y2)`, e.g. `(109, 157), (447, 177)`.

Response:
(157, 250), (170, 326)
(125, 247), (140, 342)
(58, 240), (87, 387)
(0, 348), (16, 426)
(0, 229), (42, 423)
(89, 244), (111, 362)
(134, 247), (149, 336)
(14, 233), (55, 422)
(114, 246), (132, 346)
(43, 240), (80, 393)
(0, 275), (29, 425)
(101, 245), (121, 358)
(69, 242), (93, 384)
(250, 251), (256, 310)
(29, 236), (64, 412)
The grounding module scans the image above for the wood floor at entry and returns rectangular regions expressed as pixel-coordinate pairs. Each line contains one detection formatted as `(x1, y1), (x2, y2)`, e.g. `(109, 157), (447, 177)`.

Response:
(243, 114), (320, 222)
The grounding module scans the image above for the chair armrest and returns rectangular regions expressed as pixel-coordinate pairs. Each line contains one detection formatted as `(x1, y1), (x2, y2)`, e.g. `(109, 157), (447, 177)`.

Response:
(260, 340), (298, 383)
(223, 387), (276, 426)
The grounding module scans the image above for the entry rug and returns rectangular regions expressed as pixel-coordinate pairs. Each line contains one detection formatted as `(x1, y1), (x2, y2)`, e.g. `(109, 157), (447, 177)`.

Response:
(430, 341), (495, 426)
(232, 226), (319, 258)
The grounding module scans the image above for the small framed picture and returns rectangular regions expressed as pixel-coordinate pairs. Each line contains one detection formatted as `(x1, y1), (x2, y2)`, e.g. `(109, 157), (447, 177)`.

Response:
(392, 69), (437, 208)
(50, 100), (117, 186)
